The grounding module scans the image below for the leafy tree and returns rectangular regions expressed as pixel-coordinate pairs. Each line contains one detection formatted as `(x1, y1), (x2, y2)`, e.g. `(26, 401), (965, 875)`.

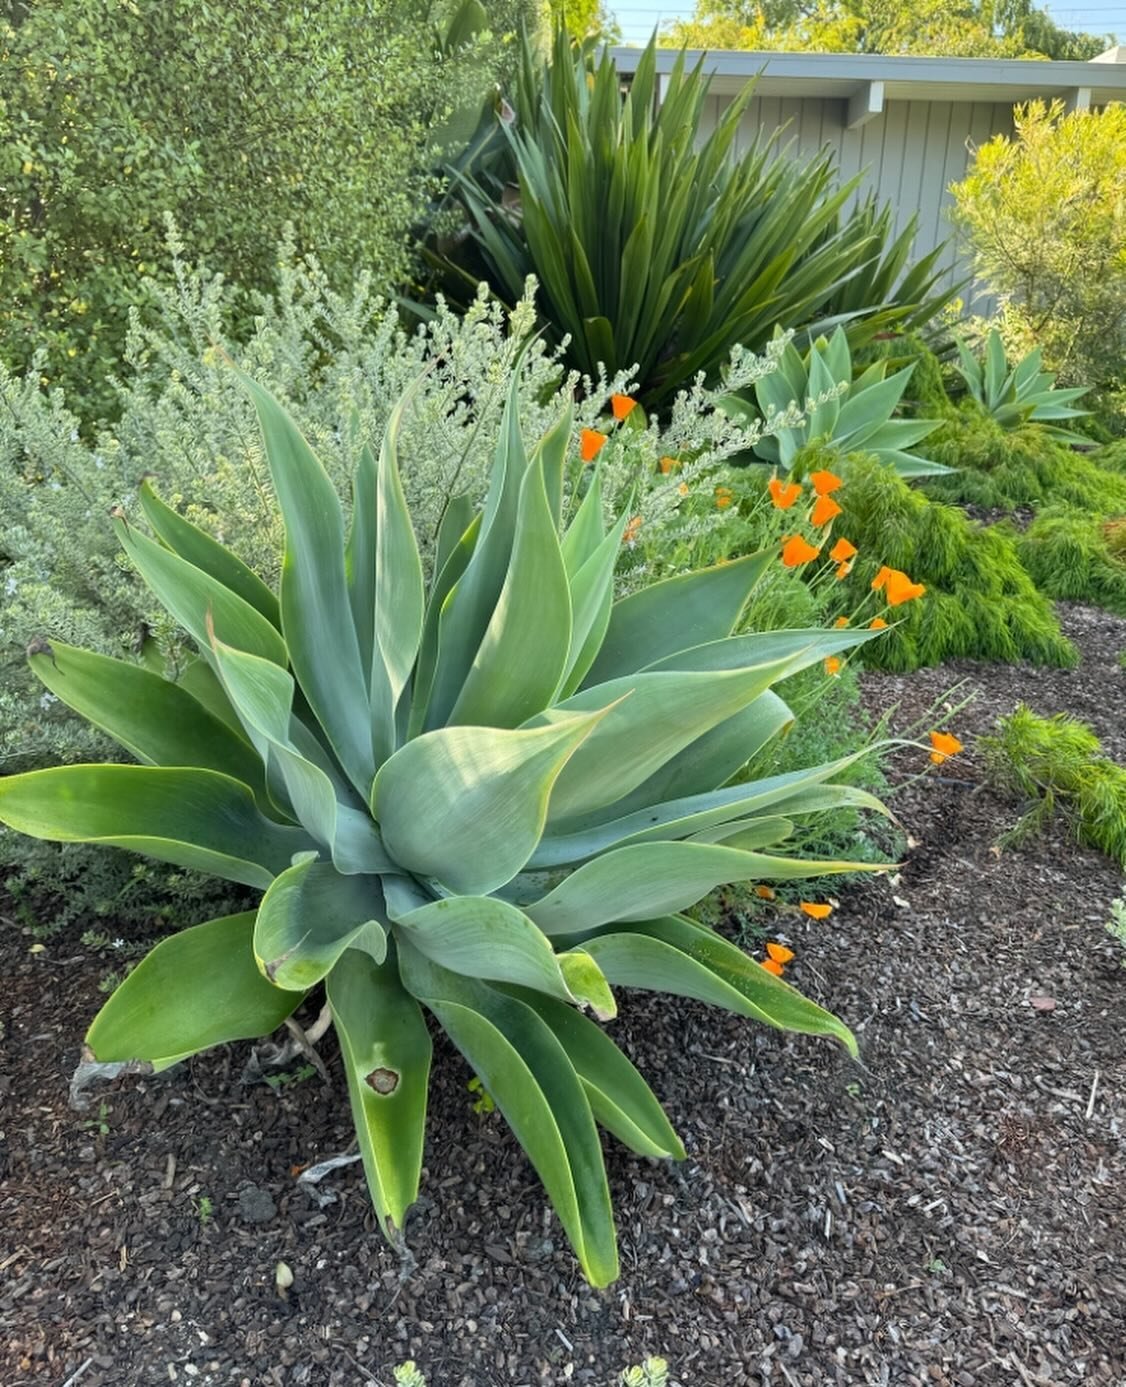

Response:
(665, 0), (1111, 58)
(950, 100), (1126, 425)
(0, 0), (539, 416)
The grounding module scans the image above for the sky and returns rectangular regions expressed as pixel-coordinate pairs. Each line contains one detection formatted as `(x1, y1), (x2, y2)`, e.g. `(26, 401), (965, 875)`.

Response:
(608, 0), (1126, 47)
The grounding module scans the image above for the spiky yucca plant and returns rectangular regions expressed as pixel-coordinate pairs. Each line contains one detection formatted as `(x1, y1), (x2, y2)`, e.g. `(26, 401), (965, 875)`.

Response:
(0, 367), (890, 1285)
(723, 327), (949, 480)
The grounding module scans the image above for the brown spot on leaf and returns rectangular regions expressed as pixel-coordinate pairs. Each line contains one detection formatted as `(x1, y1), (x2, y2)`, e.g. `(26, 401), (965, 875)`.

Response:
(365, 1067), (399, 1095)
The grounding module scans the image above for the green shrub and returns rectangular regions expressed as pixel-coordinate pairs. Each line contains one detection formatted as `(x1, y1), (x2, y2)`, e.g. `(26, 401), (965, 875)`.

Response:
(1015, 507), (1126, 615)
(950, 101), (1126, 431)
(981, 705), (1126, 865)
(0, 367), (892, 1287)
(426, 32), (953, 409)
(830, 453), (1075, 671)
(0, 0), (534, 417)
(924, 413), (1126, 514)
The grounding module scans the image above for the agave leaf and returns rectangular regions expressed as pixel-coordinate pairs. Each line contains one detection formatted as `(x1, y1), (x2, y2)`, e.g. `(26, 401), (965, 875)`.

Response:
(560, 515), (629, 697)
(369, 384), (426, 765)
(984, 330), (1009, 409)
(254, 859), (388, 989)
(506, 987), (684, 1159)
(450, 448), (573, 727)
(139, 480), (280, 627)
(345, 441), (379, 675)
(580, 917), (857, 1057)
(326, 947), (432, 1239)
(409, 510), (483, 738)
(28, 641), (273, 814)
(0, 765), (313, 889)
(685, 815), (794, 848)
(238, 371), (375, 796)
(372, 708), (611, 895)
(398, 941), (619, 1287)
(114, 516), (288, 668)
(560, 462), (608, 576)
(209, 636), (391, 874)
(86, 913), (303, 1070)
(390, 894), (611, 1013)
(526, 839), (885, 935)
(582, 551), (773, 686)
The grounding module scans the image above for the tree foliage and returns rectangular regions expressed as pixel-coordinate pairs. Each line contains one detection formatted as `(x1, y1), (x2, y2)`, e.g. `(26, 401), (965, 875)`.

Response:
(665, 0), (1111, 59)
(950, 101), (1126, 424)
(0, 0), (538, 415)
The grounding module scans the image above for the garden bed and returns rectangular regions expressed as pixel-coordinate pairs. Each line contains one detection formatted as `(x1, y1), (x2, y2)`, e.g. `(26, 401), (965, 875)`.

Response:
(2, 603), (1124, 1387)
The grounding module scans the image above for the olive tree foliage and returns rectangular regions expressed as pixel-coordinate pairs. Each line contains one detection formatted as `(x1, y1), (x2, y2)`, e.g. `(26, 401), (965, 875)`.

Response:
(950, 101), (1126, 428)
(665, 0), (1111, 58)
(0, 0), (540, 416)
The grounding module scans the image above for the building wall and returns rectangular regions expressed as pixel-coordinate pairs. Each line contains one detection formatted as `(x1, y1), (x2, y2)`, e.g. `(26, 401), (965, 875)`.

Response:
(699, 93), (1016, 306)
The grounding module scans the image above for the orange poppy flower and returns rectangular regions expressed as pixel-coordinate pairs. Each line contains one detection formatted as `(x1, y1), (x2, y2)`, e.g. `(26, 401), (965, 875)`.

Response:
(622, 514), (643, 545)
(781, 535), (821, 567)
(761, 957), (785, 976)
(829, 537), (857, 563)
(835, 561), (853, 580)
(824, 656), (842, 676)
(580, 428), (607, 462)
(871, 565), (895, 591)
(767, 941), (795, 965)
(799, 901), (833, 919)
(658, 455), (680, 474)
(868, 617), (888, 630)
(885, 571), (926, 606)
(929, 730), (964, 765)
(677, 481), (689, 497)
(811, 494), (843, 527)
(715, 486), (734, 509)
(611, 394), (637, 421)
(768, 476), (802, 509)
(833, 616), (849, 628)
(810, 469), (842, 496)
(754, 884), (776, 900)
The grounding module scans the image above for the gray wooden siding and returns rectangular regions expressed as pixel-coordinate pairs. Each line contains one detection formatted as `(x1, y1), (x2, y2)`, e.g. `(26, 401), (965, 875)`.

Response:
(700, 93), (1015, 307)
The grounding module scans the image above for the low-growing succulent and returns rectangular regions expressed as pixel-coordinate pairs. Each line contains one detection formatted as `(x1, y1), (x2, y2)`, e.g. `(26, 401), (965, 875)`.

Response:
(954, 330), (1090, 443)
(0, 365), (890, 1285)
(722, 326), (948, 479)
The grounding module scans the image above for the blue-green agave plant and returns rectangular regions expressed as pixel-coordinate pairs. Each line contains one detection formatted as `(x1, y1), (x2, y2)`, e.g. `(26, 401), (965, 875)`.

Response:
(0, 365), (892, 1285)
(954, 329), (1091, 444)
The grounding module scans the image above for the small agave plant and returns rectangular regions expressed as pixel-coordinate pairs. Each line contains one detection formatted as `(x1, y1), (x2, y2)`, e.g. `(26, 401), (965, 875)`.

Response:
(722, 325), (949, 479)
(0, 366), (890, 1286)
(954, 329), (1090, 444)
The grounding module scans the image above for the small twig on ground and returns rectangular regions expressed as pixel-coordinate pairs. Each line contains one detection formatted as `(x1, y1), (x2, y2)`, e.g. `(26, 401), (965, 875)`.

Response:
(283, 1016), (331, 1086)
(1086, 1069), (1100, 1119)
(61, 1358), (95, 1387)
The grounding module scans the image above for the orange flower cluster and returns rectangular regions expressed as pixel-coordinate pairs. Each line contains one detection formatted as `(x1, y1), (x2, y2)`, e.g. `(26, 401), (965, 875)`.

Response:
(769, 476), (802, 509)
(872, 565), (926, 605)
(824, 656), (842, 676)
(781, 535), (821, 567)
(929, 730), (964, 765)
(715, 486), (734, 510)
(761, 940), (794, 977)
(580, 428), (607, 463)
(610, 393), (637, 421)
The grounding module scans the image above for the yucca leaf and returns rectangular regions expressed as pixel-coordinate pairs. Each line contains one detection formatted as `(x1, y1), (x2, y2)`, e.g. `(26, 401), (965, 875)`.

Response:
(506, 988), (684, 1159)
(582, 551), (773, 686)
(28, 640), (273, 814)
(326, 947), (432, 1239)
(114, 516), (288, 668)
(372, 708), (611, 895)
(254, 859), (387, 989)
(580, 917), (857, 1057)
(0, 765), (313, 888)
(139, 480), (280, 627)
(526, 839), (884, 935)
(398, 942), (619, 1287)
(238, 371), (375, 796)
(86, 912), (303, 1071)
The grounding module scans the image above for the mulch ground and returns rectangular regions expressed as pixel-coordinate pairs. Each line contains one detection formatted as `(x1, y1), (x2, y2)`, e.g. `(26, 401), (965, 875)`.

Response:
(2, 603), (1124, 1387)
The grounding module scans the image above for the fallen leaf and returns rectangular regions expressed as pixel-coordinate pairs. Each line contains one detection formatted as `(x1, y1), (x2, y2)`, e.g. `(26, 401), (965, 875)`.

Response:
(1029, 995), (1056, 1012)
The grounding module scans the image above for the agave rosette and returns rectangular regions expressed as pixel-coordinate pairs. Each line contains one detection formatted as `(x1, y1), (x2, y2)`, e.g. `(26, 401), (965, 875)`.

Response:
(955, 329), (1091, 444)
(0, 367), (892, 1284)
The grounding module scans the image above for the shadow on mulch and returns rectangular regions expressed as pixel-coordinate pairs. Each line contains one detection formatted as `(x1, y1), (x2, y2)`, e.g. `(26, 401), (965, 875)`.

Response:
(1, 604), (1124, 1387)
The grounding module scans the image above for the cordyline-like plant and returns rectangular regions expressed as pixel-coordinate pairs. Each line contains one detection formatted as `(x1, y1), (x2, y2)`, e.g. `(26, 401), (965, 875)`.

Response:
(0, 367), (892, 1286)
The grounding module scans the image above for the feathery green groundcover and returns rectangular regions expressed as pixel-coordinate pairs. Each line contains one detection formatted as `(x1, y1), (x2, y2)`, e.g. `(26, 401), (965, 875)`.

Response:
(1015, 508), (1126, 616)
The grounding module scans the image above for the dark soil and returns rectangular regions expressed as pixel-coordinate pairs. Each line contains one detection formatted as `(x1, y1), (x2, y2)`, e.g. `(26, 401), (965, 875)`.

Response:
(2, 604), (1125, 1387)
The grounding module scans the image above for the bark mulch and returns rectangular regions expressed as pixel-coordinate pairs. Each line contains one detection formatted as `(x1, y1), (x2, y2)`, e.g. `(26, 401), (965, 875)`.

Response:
(1, 603), (1124, 1387)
